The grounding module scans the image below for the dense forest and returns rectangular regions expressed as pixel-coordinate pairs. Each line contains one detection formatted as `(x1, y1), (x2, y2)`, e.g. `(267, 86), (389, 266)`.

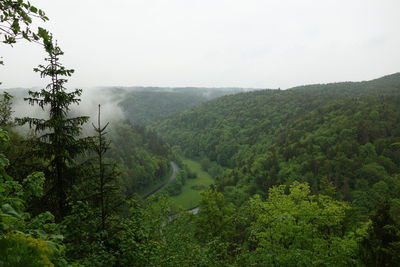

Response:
(1, 1), (400, 266)
(118, 87), (252, 125)
(157, 74), (400, 204)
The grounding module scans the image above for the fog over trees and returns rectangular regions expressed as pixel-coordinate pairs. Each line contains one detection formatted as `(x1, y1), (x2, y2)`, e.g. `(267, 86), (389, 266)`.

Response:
(1, 1), (399, 266)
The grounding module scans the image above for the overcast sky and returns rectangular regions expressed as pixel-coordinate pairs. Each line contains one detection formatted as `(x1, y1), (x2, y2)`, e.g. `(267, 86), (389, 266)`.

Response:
(1, 0), (399, 89)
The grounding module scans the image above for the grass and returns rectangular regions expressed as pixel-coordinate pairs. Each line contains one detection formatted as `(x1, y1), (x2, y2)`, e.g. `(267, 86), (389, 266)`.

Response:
(170, 158), (214, 210)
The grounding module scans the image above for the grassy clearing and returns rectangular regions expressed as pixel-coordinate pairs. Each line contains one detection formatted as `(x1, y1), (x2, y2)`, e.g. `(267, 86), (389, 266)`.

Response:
(170, 158), (214, 210)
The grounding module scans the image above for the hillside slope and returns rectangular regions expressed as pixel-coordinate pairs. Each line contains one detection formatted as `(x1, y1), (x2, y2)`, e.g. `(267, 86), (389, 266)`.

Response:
(156, 73), (400, 206)
(118, 87), (257, 125)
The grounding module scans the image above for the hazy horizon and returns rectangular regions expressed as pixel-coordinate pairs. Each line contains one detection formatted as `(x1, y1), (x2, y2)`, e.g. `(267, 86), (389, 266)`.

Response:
(2, 71), (398, 92)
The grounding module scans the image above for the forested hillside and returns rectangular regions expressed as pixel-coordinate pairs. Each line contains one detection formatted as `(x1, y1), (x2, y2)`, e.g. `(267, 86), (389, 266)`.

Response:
(118, 87), (254, 125)
(157, 73), (400, 207)
(1, 1), (399, 265)
(2, 87), (252, 127)
(107, 122), (173, 194)
(119, 91), (206, 125)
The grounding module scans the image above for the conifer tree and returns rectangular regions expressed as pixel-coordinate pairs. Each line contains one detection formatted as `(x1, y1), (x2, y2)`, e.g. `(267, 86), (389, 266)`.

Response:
(70, 104), (122, 230)
(92, 104), (121, 231)
(62, 105), (123, 262)
(16, 42), (90, 219)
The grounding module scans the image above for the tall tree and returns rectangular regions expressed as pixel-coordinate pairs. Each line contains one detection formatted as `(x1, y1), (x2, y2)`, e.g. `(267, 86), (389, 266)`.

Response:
(91, 104), (121, 231)
(16, 43), (90, 219)
(94, 104), (109, 230)
(62, 105), (123, 263)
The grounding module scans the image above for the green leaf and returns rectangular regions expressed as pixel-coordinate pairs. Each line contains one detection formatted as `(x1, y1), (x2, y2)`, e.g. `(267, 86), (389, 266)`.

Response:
(11, 20), (21, 34)
(30, 6), (37, 13)
(0, 129), (10, 142)
(1, 204), (22, 218)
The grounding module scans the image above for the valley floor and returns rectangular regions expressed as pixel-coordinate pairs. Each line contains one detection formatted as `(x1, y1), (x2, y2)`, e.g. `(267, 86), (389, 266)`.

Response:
(170, 158), (214, 210)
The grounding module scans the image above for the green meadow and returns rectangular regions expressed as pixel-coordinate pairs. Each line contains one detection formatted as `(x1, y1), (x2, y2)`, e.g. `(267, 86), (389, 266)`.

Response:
(170, 158), (214, 210)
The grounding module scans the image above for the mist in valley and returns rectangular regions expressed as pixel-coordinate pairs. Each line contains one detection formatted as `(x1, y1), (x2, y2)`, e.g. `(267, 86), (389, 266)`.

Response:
(1, 1), (400, 266)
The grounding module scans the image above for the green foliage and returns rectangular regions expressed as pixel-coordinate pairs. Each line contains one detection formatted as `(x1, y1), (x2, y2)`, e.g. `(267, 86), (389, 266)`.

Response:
(0, 0), (52, 87)
(241, 182), (366, 266)
(0, 130), (67, 266)
(157, 73), (400, 212)
(352, 174), (400, 218)
(59, 120), (175, 264)
(0, 233), (60, 267)
(62, 201), (117, 266)
(90, 104), (122, 231)
(0, 130), (46, 185)
(0, 91), (13, 127)
(16, 44), (91, 219)
(113, 196), (225, 267)
(64, 105), (125, 264)
(118, 88), (247, 126)
(196, 188), (235, 243)
(107, 122), (172, 194)
(0, 0), (48, 45)
(200, 157), (223, 178)
(120, 91), (206, 125)
(148, 213), (225, 267)
(191, 184), (207, 190)
(169, 158), (215, 210)
(361, 200), (400, 265)
(166, 170), (186, 196)
(200, 157), (211, 171)
(3, 5), (400, 262)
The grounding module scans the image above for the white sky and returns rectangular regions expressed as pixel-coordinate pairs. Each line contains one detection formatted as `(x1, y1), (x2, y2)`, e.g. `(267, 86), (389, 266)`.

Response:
(1, 0), (399, 89)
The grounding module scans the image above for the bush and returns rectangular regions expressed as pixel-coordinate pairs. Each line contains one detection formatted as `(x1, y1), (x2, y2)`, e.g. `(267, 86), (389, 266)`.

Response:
(166, 171), (187, 196)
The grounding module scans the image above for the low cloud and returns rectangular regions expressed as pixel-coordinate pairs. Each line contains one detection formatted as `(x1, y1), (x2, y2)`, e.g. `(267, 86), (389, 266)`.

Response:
(70, 87), (126, 135)
(6, 87), (126, 136)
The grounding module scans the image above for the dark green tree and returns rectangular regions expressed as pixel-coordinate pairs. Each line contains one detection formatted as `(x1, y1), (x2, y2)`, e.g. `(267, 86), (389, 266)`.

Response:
(361, 200), (400, 266)
(91, 104), (122, 231)
(0, 91), (13, 127)
(94, 104), (110, 230)
(16, 43), (90, 219)
(62, 105), (124, 263)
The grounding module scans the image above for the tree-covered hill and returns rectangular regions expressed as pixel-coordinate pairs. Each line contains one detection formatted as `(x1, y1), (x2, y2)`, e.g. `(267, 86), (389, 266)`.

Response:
(117, 87), (257, 125)
(107, 122), (173, 195)
(2, 1), (398, 265)
(119, 91), (206, 125)
(156, 73), (400, 207)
